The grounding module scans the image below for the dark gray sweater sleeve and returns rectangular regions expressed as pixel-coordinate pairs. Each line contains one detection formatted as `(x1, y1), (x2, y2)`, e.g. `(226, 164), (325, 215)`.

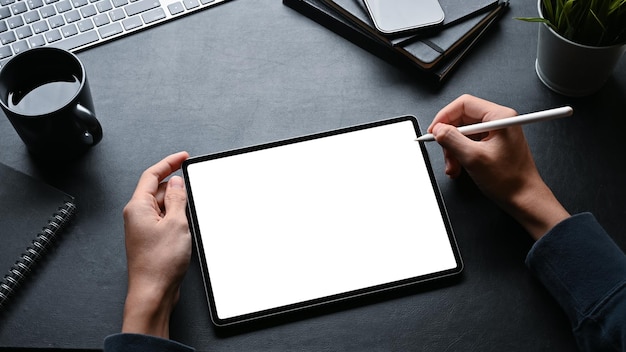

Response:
(526, 212), (626, 351)
(103, 333), (195, 352)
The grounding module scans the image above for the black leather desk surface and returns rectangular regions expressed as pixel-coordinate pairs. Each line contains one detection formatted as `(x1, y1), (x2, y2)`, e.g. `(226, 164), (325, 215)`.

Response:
(1, 0), (625, 350)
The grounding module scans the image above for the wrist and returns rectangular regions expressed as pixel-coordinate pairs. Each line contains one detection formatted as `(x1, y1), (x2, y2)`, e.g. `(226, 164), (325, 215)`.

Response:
(504, 178), (570, 241)
(121, 281), (180, 338)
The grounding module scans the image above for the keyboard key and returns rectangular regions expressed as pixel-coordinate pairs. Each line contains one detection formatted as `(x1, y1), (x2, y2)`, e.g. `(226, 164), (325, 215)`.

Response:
(55, 0), (72, 12)
(28, 0), (45, 8)
(182, 0), (198, 10)
(0, 0), (15, 6)
(11, 2), (28, 15)
(7, 16), (24, 29)
(0, 7), (11, 19)
(112, 0), (127, 7)
(12, 40), (29, 54)
(121, 15), (140, 30)
(45, 0), (60, 4)
(167, 2), (183, 15)
(97, 21), (121, 38)
(15, 25), (33, 38)
(7, 19), (24, 32)
(44, 28), (62, 41)
(109, 8), (125, 20)
(64, 9), (81, 22)
(61, 23), (77, 37)
(0, 30), (16, 44)
(48, 14), (65, 28)
(0, 45), (12, 59)
(199, 0), (214, 4)
(93, 13), (109, 26)
(80, 4), (97, 17)
(24, 10), (41, 23)
(0, 21), (7, 32)
(50, 28), (97, 49)
(32, 20), (49, 33)
(76, 18), (93, 31)
(95, 0), (112, 12)
(28, 34), (46, 46)
(71, 0), (88, 7)
(125, 0), (159, 16)
(39, 5), (56, 17)
(140, 7), (163, 24)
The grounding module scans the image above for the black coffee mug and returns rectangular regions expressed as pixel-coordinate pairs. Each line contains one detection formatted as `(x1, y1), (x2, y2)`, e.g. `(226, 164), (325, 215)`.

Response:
(0, 47), (102, 160)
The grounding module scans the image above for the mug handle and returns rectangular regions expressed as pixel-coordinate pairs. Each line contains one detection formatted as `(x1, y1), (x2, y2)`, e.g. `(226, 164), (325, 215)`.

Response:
(74, 104), (103, 146)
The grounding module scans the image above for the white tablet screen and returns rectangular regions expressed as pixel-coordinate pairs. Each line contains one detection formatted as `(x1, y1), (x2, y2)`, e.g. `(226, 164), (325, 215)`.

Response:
(184, 117), (461, 325)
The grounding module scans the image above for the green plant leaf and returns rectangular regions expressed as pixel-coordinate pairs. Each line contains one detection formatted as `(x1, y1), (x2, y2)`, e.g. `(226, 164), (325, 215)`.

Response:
(516, 0), (626, 46)
(543, 0), (554, 21)
(514, 17), (550, 23)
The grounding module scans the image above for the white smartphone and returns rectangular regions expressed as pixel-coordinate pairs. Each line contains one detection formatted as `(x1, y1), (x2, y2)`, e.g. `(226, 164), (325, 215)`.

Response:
(363, 0), (445, 35)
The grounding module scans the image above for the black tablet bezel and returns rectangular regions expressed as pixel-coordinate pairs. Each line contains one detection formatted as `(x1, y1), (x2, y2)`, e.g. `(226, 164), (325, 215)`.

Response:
(183, 115), (463, 327)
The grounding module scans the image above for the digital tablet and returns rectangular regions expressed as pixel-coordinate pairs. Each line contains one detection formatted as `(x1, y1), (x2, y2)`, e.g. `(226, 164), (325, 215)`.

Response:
(183, 116), (462, 326)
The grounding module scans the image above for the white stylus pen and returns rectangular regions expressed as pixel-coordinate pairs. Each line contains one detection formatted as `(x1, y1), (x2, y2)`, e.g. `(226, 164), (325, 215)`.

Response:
(416, 106), (574, 142)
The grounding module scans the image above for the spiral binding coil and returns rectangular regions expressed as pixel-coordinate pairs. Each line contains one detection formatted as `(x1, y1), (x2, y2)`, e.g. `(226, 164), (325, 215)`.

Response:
(0, 200), (76, 310)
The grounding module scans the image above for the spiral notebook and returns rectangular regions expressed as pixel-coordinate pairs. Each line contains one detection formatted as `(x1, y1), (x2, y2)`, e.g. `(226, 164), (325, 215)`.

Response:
(0, 162), (76, 310)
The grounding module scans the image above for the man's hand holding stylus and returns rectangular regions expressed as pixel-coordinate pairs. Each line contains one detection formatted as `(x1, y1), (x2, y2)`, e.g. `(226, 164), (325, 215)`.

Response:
(428, 94), (569, 240)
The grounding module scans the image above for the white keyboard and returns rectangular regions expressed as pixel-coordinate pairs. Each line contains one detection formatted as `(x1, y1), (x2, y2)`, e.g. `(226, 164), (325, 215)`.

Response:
(0, 0), (232, 66)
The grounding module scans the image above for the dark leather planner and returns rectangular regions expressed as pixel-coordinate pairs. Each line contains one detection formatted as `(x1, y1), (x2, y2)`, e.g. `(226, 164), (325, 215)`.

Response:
(284, 0), (508, 82)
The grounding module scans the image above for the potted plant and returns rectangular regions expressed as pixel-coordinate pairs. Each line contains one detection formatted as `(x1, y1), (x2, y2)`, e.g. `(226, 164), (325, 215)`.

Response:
(517, 0), (626, 96)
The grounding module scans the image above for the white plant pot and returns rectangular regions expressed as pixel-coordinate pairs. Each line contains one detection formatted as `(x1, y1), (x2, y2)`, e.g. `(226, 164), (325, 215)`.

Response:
(535, 0), (626, 97)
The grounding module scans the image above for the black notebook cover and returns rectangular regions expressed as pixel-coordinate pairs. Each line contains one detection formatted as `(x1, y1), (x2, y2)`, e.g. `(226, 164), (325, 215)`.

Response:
(397, 6), (506, 69)
(0, 163), (76, 310)
(284, 0), (508, 83)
